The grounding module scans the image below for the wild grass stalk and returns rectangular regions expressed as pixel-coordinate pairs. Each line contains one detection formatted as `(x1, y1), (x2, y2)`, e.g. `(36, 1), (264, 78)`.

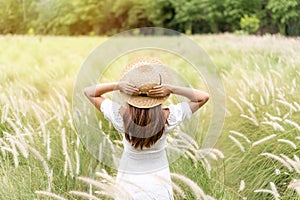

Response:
(261, 153), (293, 172)
(288, 179), (300, 196)
(228, 135), (245, 152)
(252, 134), (277, 147)
(171, 173), (215, 200)
(277, 139), (297, 149)
(69, 191), (101, 200)
(35, 191), (66, 200)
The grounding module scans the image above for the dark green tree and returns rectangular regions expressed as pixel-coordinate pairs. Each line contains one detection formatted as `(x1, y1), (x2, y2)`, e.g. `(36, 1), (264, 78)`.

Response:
(223, 0), (265, 32)
(0, 0), (39, 34)
(111, 0), (150, 32)
(35, 0), (104, 35)
(145, 0), (175, 28)
(267, 0), (300, 35)
(197, 0), (224, 33)
(170, 0), (203, 34)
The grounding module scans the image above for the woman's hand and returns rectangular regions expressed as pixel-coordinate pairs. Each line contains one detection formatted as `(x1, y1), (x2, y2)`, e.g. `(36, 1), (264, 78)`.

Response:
(116, 81), (139, 95)
(149, 84), (209, 113)
(147, 84), (173, 97)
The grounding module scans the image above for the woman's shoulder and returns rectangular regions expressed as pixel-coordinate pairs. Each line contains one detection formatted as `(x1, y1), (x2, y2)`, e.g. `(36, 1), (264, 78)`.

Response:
(164, 102), (192, 118)
(164, 102), (192, 131)
(100, 98), (125, 133)
(101, 98), (124, 113)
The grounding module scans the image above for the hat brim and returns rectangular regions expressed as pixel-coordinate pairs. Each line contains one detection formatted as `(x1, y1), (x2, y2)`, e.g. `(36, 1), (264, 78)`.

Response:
(122, 93), (170, 108)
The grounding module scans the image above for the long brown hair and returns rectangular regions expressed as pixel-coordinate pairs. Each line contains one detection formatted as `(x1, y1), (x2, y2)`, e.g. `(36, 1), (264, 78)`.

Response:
(122, 104), (168, 149)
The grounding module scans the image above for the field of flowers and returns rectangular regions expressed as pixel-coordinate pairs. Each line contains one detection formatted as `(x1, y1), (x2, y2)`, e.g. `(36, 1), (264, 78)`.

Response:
(0, 34), (299, 199)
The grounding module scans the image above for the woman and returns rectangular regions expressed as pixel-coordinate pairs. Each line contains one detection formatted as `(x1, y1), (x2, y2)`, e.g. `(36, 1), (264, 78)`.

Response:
(84, 58), (209, 200)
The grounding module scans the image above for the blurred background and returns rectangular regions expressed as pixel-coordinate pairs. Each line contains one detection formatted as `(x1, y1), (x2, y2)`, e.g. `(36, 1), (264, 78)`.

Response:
(0, 0), (299, 36)
(1, 0), (300, 199)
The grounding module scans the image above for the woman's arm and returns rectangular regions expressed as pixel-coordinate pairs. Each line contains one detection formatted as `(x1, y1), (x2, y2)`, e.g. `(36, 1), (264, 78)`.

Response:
(148, 84), (209, 113)
(83, 82), (139, 111)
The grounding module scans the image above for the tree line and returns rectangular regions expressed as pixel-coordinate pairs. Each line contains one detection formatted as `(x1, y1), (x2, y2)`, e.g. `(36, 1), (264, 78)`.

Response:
(0, 0), (299, 36)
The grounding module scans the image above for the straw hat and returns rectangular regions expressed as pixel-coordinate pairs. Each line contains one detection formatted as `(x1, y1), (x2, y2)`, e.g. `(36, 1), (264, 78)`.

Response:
(119, 57), (172, 108)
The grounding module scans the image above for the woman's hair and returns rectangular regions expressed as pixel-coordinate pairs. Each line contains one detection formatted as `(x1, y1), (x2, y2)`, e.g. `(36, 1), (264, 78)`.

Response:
(122, 104), (168, 149)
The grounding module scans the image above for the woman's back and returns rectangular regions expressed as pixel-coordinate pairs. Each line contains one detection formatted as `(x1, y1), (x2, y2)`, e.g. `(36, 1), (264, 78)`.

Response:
(100, 98), (194, 199)
(100, 98), (192, 174)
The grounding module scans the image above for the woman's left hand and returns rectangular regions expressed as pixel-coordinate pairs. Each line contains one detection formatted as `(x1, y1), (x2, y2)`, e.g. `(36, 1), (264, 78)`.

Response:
(147, 84), (173, 97)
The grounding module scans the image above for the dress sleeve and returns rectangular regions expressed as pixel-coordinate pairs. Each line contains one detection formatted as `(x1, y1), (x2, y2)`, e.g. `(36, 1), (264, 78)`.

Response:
(165, 102), (192, 133)
(100, 98), (124, 133)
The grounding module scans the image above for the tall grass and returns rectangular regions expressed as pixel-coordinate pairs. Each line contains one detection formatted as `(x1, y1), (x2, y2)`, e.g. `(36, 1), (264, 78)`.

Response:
(0, 34), (299, 199)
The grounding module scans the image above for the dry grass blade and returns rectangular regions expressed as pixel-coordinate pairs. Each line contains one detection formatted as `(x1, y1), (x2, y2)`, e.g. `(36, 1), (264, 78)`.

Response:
(269, 182), (280, 200)
(240, 114), (258, 126)
(69, 191), (101, 200)
(280, 154), (300, 173)
(261, 121), (285, 131)
(288, 179), (300, 196)
(277, 139), (297, 149)
(171, 173), (215, 200)
(252, 134), (277, 147)
(229, 130), (251, 143)
(284, 119), (300, 131)
(228, 96), (244, 113)
(61, 128), (74, 178)
(26, 144), (53, 191)
(77, 176), (132, 200)
(238, 180), (245, 192)
(35, 191), (66, 200)
(254, 182), (280, 200)
(254, 189), (277, 196)
(229, 135), (245, 152)
(261, 153), (293, 172)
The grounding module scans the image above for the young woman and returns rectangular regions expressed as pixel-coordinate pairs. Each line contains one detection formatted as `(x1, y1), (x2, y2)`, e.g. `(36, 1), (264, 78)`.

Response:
(84, 58), (209, 200)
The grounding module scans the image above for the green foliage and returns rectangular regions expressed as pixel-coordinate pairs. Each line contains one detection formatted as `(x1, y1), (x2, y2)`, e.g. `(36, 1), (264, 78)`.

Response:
(223, 0), (265, 32)
(240, 14), (260, 34)
(112, 0), (149, 30)
(145, 0), (174, 27)
(0, 0), (27, 34)
(0, 0), (299, 35)
(197, 0), (225, 33)
(35, 0), (104, 35)
(267, 0), (300, 35)
(169, 0), (202, 34)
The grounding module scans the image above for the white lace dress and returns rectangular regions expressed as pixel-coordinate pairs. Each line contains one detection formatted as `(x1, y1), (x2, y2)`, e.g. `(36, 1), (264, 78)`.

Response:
(100, 99), (192, 200)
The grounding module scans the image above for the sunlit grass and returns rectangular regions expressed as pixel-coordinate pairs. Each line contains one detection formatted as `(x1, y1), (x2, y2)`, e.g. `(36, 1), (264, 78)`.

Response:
(0, 34), (299, 199)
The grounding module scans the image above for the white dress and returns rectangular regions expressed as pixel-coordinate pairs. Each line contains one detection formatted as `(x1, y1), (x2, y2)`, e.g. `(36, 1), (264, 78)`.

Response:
(100, 99), (192, 200)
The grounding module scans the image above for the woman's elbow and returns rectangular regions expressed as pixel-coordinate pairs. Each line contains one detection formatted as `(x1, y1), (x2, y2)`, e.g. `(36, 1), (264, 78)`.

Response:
(203, 92), (209, 103)
(197, 92), (209, 105)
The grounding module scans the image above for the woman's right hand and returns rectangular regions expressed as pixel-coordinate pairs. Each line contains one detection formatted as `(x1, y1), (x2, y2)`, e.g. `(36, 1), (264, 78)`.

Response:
(116, 81), (140, 95)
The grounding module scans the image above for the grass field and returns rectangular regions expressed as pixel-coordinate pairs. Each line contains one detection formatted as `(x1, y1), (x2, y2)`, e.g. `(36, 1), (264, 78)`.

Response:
(0, 34), (299, 200)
